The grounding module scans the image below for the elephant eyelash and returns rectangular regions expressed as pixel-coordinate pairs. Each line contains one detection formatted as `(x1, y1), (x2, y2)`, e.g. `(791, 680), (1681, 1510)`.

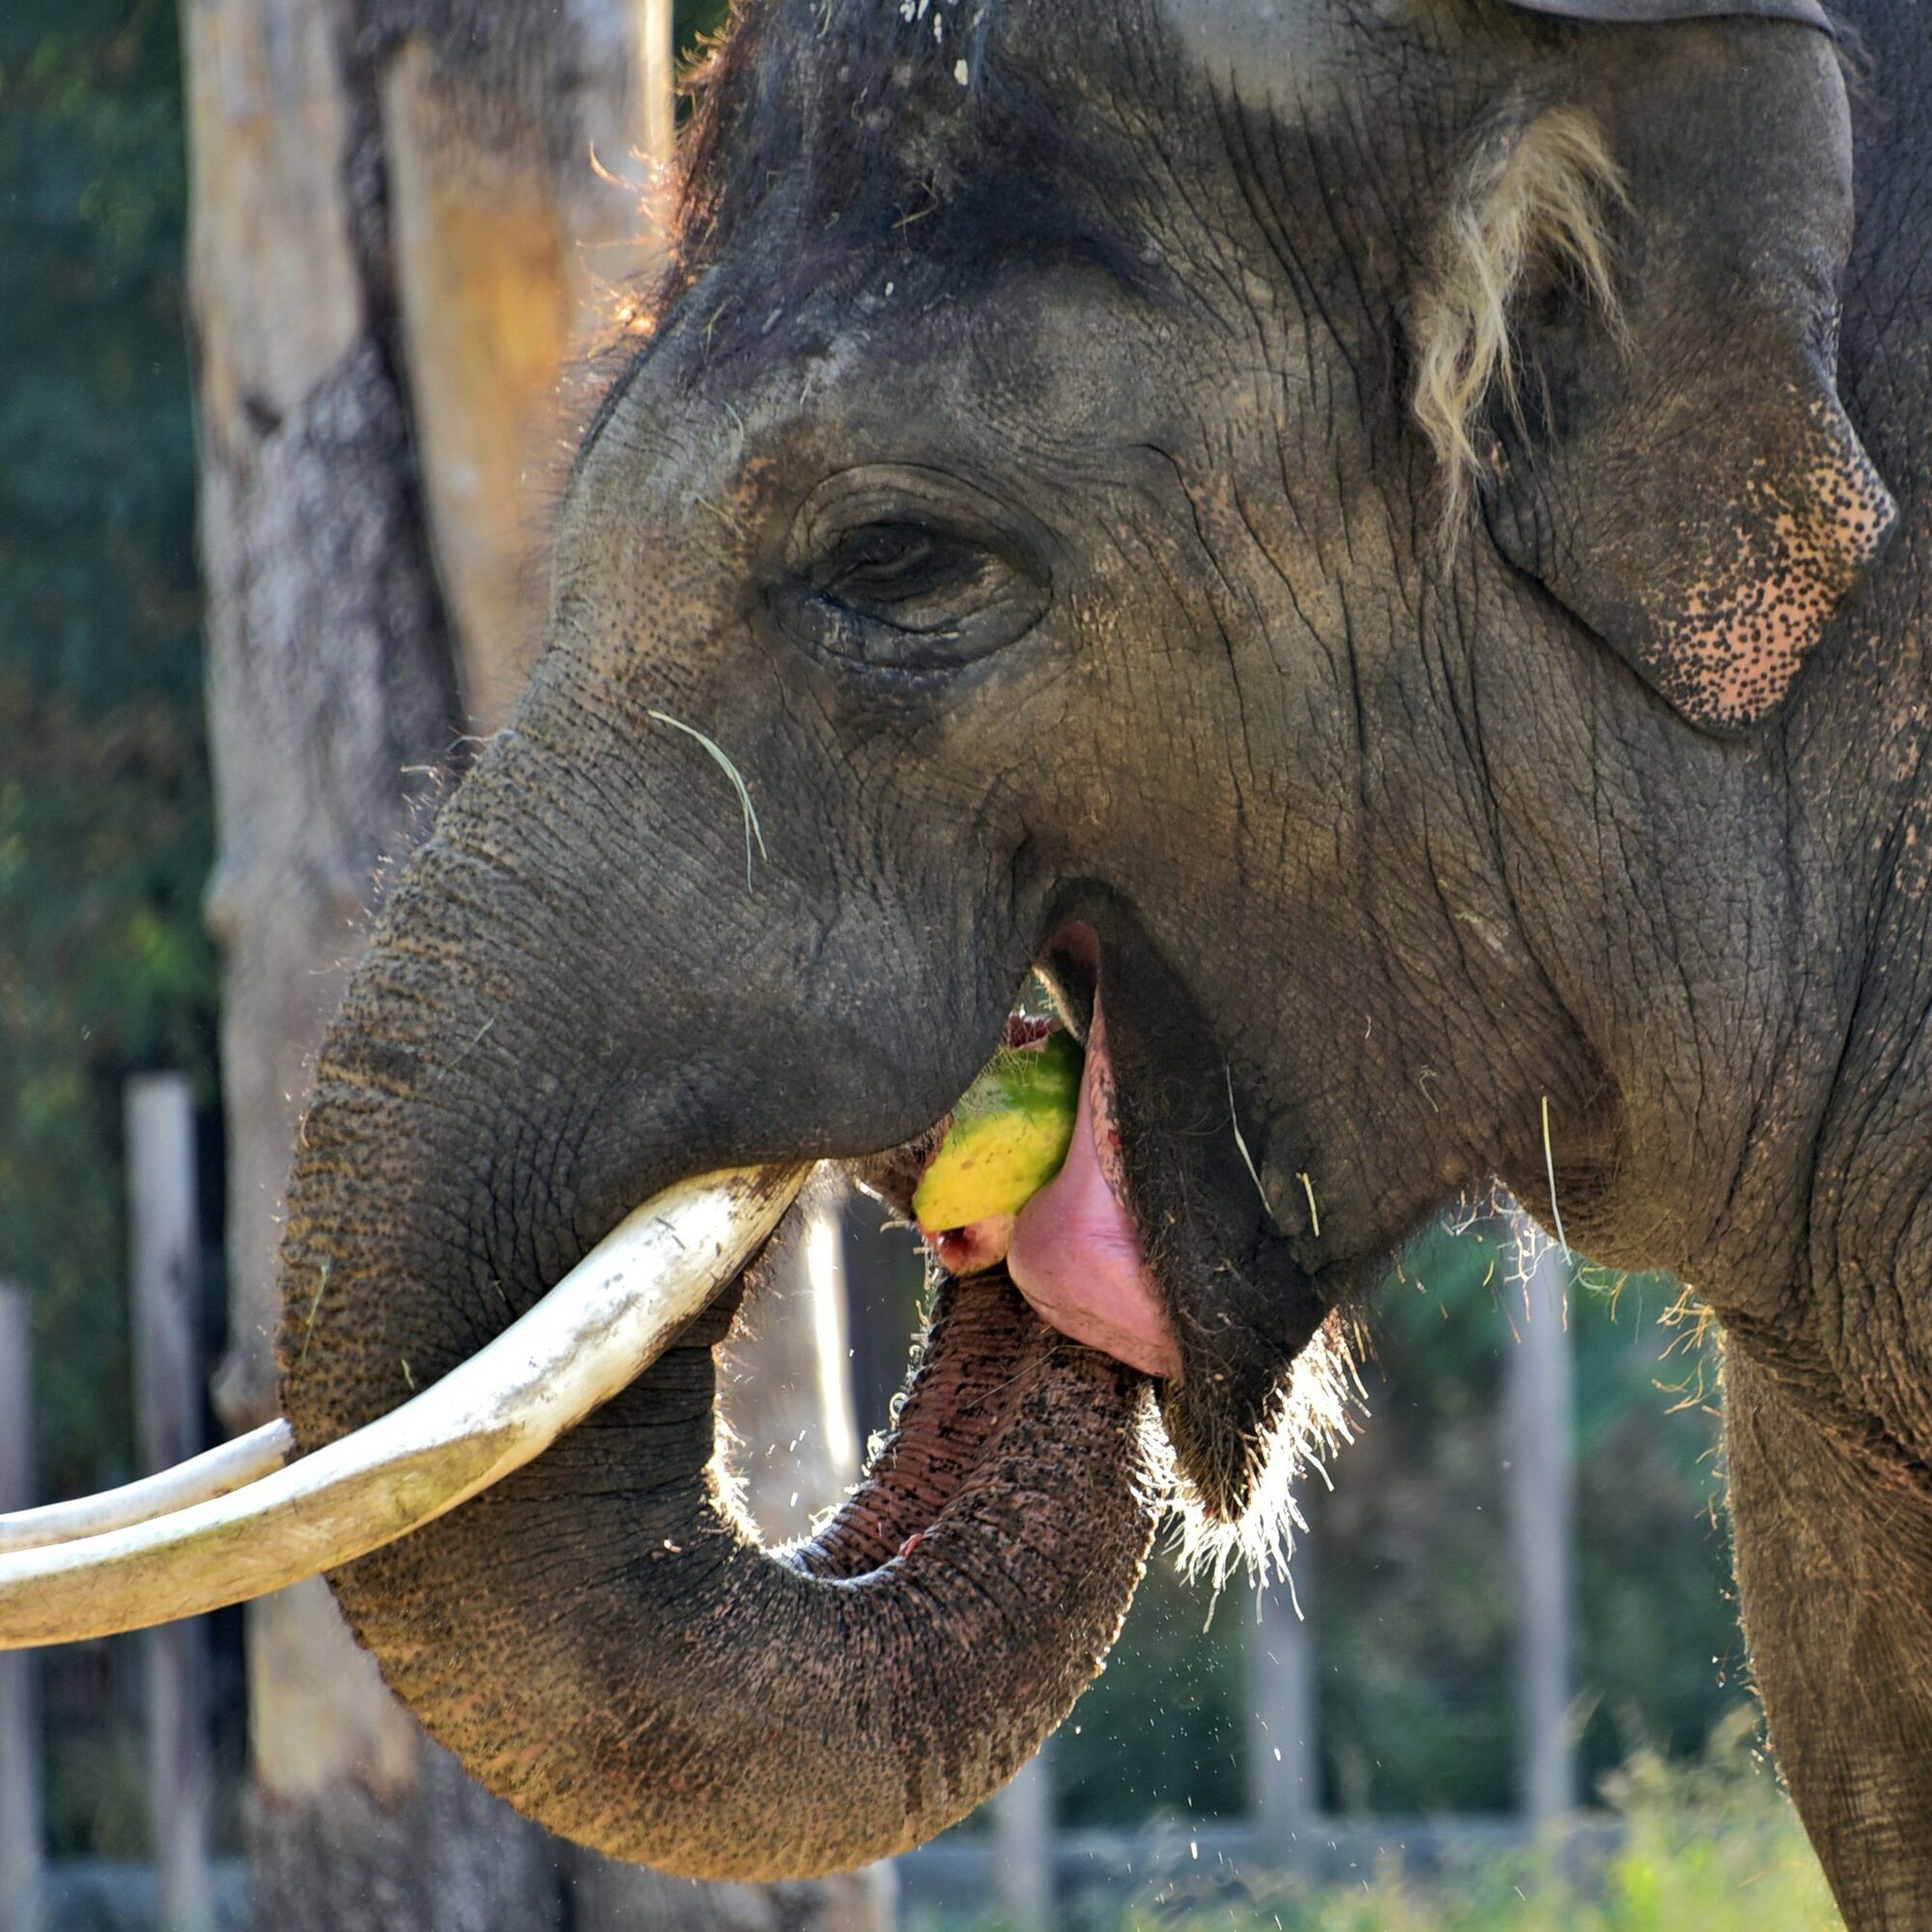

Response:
(818, 526), (985, 611)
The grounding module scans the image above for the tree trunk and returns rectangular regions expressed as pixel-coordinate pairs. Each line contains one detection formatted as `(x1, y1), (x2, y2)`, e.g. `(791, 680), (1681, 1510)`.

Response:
(187, 0), (890, 1924)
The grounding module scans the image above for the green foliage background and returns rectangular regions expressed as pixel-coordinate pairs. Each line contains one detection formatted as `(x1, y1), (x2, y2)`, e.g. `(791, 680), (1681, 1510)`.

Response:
(1044, 1230), (1738, 1827)
(925, 1715), (1838, 1931)
(6, 0), (1747, 1860)
(0, 1), (215, 1507)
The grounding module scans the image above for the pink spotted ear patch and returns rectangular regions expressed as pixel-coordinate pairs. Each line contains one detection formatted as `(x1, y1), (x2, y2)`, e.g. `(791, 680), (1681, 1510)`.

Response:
(1653, 397), (1895, 730)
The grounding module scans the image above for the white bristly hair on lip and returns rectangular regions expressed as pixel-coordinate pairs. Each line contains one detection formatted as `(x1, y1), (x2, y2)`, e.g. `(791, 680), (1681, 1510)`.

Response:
(0, 1164), (808, 1650)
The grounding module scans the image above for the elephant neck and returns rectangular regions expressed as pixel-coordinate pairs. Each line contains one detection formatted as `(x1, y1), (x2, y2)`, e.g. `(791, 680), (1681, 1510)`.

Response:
(1773, 14), (1932, 1424)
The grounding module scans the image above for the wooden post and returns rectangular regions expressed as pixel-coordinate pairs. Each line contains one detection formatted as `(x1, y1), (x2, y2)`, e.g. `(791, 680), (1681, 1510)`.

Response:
(1249, 1566), (1320, 1856)
(0, 1289), (46, 1932)
(1504, 1226), (1577, 1832)
(994, 1745), (1054, 1932)
(127, 1076), (213, 1932)
(840, 1190), (921, 1443)
(730, 1180), (864, 1544)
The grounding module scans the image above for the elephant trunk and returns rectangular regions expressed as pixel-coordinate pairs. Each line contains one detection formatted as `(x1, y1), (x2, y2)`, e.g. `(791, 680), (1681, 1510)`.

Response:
(271, 722), (1155, 1879)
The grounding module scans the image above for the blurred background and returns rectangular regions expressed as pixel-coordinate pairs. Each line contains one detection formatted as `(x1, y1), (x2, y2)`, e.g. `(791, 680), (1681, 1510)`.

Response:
(0, 2), (1837, 1927)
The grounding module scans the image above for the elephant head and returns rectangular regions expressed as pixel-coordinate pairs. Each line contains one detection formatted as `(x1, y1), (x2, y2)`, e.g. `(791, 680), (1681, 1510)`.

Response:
(7, 0), (1899, 1885)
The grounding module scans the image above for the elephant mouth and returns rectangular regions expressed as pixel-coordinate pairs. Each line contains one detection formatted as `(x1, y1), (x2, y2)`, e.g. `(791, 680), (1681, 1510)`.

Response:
(851, 926), (1185, 1385)
(1018, 919), (1341, 1529)
(849, 915), (1332, 1537)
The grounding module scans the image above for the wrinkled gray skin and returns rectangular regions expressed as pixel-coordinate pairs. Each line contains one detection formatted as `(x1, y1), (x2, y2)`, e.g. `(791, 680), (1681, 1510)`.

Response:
(278, 0), (1932, 1921)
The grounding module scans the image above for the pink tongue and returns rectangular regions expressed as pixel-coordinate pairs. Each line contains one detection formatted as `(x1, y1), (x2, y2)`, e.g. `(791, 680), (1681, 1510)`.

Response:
(1002, 999), (1183, 1381)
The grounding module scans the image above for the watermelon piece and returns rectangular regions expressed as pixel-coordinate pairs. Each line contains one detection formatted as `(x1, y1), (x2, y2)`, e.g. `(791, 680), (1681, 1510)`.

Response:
(912, 1028), (1083, 1235)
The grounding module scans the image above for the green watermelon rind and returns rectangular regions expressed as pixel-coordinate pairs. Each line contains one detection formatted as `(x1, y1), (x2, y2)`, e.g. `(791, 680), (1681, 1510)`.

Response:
(911, 1030), (1083, 1233)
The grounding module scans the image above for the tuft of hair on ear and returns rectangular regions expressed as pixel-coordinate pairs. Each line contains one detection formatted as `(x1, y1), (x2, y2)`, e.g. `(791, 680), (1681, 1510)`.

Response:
(1411, 102), (1628, 534)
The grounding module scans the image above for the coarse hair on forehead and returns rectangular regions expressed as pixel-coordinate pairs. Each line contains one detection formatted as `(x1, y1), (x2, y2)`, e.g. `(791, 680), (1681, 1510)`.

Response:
(669, 0), (1155, 328)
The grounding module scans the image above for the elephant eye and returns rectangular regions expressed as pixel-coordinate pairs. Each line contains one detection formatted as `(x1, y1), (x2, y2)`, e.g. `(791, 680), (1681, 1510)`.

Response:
(776, 475), (1051, 675)
(815, 523), (998, 628)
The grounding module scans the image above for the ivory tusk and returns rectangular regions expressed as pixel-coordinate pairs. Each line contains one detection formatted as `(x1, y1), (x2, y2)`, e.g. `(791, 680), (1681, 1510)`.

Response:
(0, 1164), (807, 1649)
(0, 1419), (297, 1555)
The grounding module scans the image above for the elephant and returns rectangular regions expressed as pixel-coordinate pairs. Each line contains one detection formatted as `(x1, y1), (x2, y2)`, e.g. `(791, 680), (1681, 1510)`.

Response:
(10, 0), (1932, 1920)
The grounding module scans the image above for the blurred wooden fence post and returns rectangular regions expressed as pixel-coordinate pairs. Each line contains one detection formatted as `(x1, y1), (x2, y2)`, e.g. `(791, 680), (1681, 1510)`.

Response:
(1504, 1226), (1577, 1831)
(127, 1075), (214, 1932)
(0, 1288), (46, 1932)
(1249, 1567), (1320, 1852)
(994, 1746), (1054, 1932)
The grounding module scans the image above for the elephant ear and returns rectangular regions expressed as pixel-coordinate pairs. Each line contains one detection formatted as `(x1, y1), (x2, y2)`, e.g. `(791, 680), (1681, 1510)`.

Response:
(1463, 8), (1895, 733)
